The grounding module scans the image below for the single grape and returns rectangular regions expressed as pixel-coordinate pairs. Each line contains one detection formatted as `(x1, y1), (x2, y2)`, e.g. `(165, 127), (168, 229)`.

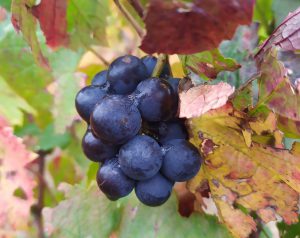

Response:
(161, 139), (201, 182)
(75, 85), (106, 122)
(141, 55), (170, 78)
(119, 135), (163, 180)
(107, 55), (148, 94)
(134, 78), (177, 122)
(158, 120), (188, 144)
(91, 70), (108, 87)
(90, 95), (141, 144)
(135, 173), (173, 206)
(167, 77), (180, 94)
(82, 129), (118, 163)
(96, 158), (135, 200)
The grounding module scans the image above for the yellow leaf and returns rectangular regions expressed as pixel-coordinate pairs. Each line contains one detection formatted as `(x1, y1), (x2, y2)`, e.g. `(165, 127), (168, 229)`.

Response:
(187, 104), (300, 237)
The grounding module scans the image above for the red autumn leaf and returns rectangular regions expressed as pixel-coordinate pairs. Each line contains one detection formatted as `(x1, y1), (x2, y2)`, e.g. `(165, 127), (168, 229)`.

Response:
(0, 117), (37, 234)
(179, 82), (235, 118)
(256, 7), (300, 59)
(140, 0), (255, 54)
(31, 0), (68, 48)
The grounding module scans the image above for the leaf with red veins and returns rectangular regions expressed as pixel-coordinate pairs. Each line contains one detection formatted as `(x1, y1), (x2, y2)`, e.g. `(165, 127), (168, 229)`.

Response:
(256, 7), (300, 59)
(179, 82), (235, 119)
(256, 47), (300, 124)
(182, 49), (241, 80)
(31, 0), (68, 48)
(140, 0), (255, 54)
(0, 117), (37, 234)
(11, 0), (50, 69)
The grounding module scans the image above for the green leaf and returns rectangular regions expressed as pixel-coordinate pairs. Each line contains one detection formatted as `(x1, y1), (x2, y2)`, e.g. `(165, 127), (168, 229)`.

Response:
(11, 0), (49, 68)
(38, 124), (71, 151)
(181, 49), (240, 81)
(67, 0), (110, 49)
(0, 29), (53, 127)
(43, 183), (122, 238)
(47, 153), (81, 187)
(62, 122), (90, 170)
(15, 123), (71, 151)
(118, 194), (232, 238)
(278, 218), (300, 238)
(43, 182), (232, 238)
(0, 0), (11, 10)
(0, 75), (36, 125)
(48, 49), (83, 133)
(254, 0), (274, 38)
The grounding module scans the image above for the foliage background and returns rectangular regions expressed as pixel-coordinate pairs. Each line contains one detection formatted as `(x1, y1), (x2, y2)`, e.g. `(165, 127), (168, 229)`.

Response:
(0, 0), (300, 237)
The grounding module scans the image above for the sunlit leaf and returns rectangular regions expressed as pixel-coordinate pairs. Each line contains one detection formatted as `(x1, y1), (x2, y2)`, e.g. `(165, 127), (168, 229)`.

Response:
(187, 104), (300, 238)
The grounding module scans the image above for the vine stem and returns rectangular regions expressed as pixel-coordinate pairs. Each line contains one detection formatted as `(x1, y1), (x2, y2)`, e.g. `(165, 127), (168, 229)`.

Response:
(152, 54), (167, 77)
(113, 0), (144, 38)
(86, 45), (109, 66)
(33, 151), (47, 238)
(128, 0), (144, 18)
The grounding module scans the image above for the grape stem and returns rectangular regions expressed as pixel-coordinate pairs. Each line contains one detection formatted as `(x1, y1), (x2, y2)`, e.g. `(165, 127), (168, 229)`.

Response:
(128, 0), (144, 18)
(152, 54), (168, 77)
(113, 0), (144, 38)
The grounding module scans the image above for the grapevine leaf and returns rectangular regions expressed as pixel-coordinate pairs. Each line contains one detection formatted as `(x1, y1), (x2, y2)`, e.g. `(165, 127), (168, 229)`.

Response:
(278, 115), (300, 138)
(0, 75), (36, 126)
(43, 182), (232, 238)
(0, 28), (53, 127)
(0, 0), (11, 10)
(43, 183), (123, 238)
(0, 118), (37, 235)
(179, 82), (235, 118)
(140, 0), (255, 54)
(256, 6), (300, 59)
(66, 0), (109, 49)
(31, 0), (68, 48)
(118, 193), (232, 238)
(255, 47), (300, 136)
(181, 49), (241, 80)
(48, 49), (84, 133)
(187, 104), (300, 238)
(277, 216), (300, 238)
(11, 0), (49, 69)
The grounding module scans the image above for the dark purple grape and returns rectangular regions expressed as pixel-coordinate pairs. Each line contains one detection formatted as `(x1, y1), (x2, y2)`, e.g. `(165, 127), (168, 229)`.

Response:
(91, 70), (108, 87)
(158, 120), (188, 144)
(107, 55), (148, 94)
(135, 173), (173, 206)
(90, 95), (141, 144)
(134, 78), (177, 122)
(119, 135), (163, 180)
(161, 139), (201, 182)
(96, 158), (135, 200)
(167, 77), (180, 94)
(141, 55), (170, 78)
(75, 85), (106, 122)
(82, 129), (118, 163)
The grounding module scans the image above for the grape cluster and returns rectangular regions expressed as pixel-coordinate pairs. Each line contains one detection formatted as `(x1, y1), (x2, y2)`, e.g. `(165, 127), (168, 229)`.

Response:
(75, 55), (202, 206)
